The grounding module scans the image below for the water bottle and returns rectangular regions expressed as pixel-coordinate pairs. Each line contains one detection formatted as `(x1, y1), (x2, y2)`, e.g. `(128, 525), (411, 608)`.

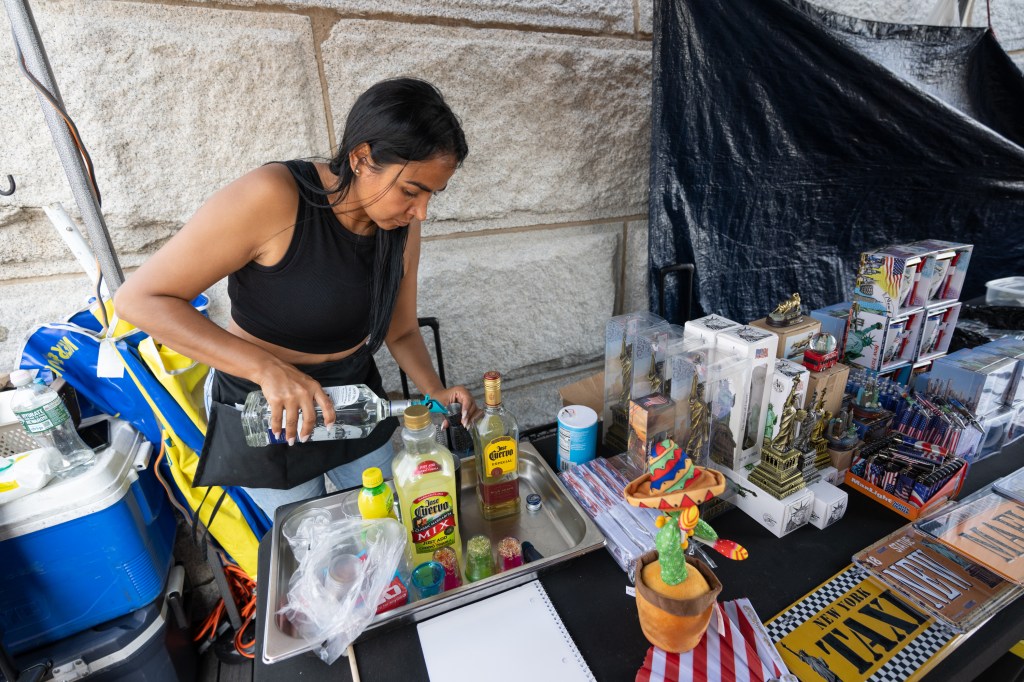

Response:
(9, 369), (96, 476)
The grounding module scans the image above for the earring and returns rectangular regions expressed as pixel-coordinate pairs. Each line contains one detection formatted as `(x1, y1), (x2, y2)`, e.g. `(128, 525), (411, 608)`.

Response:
(354, 168), (361, 175)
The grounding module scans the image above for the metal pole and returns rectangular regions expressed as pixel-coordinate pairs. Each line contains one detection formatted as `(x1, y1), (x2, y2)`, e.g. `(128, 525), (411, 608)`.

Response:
(4, 0), (125, 292)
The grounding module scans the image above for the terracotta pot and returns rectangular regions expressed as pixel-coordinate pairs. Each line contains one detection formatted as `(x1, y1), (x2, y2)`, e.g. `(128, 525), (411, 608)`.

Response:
(634, 551), (722, 653)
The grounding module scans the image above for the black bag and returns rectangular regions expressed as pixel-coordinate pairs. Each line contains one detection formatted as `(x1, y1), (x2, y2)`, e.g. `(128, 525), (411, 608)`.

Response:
(194, 352), (397, 490)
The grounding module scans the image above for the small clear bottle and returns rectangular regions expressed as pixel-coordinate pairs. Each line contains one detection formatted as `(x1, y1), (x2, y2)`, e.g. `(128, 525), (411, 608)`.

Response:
(241, 384), (411, 446)
(9, 369), (95, 476)
(471, 371), (520, 520)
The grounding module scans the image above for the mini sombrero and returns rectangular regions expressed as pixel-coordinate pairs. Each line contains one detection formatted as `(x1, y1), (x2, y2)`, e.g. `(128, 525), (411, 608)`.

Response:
(624, 439), (726, 510)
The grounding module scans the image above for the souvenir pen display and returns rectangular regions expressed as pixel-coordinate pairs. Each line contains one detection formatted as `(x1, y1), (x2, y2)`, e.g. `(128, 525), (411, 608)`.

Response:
(850, 436), (966, 506)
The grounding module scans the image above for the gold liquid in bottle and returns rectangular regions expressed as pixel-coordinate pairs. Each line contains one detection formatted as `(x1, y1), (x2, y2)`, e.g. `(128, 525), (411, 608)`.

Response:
(472, 371), (520, 520)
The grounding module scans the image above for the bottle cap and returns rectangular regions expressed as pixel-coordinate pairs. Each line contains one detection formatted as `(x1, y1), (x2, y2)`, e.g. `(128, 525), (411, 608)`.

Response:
(526, 493), (542, 512)
(483, 371), (502, 407)
(9, 369), (33, 387)
(362, 467), (384, 489)
(403, 404), (431, 430)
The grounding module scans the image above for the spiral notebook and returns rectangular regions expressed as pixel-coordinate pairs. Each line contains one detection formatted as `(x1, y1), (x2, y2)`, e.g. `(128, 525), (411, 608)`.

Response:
(417, 580), (595, 682)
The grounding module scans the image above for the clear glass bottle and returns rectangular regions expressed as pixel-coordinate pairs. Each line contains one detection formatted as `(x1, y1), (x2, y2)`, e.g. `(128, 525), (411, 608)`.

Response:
(392, 405), (463, 568)
(472, 371), (520, 520)
(9, 369), (95, 476)
(241, 384), (411, 446)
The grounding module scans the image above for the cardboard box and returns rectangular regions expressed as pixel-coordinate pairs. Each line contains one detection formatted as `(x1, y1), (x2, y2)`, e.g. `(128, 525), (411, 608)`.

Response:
(828, 443), (859, 475)
(805, 362), (850, 420)
(810, 302), (852, 352)
(845, 302), (924, 372)
(719, 465), (814, 537)
(715, 326), (779, 470)
(749, 316), (822, 362)
(853, 244), (936, 316)
(910, 240), (973, 304)
(682, 314), (740, 349)
(917, 302), (962, 361)
(975, 337), (1024, 406)
(808, 481), (848, 529)
(930, 349), (1016, 417)
(764, 359), (811, 448)
(817, 465), (841, 485)
(558, 372), (604, 416)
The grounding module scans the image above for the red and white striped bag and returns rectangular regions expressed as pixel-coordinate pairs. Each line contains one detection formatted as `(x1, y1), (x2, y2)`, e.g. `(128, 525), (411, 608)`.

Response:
(636, 599), (796, 682)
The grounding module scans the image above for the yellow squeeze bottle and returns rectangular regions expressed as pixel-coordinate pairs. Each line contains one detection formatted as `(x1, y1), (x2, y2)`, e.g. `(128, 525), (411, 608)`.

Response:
(392, 405), (463, 569)
(357, 467), (397, 520)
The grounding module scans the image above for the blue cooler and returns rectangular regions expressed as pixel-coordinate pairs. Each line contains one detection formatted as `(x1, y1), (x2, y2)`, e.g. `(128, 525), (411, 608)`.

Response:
(0, 425), (176, 654)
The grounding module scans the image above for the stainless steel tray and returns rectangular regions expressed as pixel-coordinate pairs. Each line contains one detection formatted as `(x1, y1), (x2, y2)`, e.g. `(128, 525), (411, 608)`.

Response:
(261, 442), (605, 664)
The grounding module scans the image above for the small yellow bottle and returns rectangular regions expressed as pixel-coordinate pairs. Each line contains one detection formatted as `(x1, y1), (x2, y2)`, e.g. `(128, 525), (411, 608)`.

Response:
(392, 405), (463, 568)
(357, 467), (397, 520)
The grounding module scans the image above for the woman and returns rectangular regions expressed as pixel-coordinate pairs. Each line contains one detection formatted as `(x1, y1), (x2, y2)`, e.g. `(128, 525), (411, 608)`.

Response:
(115, 78), (479, 518)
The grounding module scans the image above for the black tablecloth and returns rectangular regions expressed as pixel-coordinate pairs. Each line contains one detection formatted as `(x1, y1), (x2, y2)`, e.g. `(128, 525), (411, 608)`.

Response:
(255, 438), (1024, 682)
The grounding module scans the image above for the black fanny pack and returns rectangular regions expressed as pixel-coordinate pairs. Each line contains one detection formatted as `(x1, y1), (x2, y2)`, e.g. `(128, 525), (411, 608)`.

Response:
(194, 352), (397, 490)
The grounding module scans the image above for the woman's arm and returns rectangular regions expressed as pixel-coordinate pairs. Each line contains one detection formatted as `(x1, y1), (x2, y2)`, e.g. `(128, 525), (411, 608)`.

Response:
(114, 164), (335, 443)
(385, 223), (480, 422)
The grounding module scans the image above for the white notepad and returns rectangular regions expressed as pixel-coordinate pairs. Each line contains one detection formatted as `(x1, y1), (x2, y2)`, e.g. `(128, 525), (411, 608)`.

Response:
(417, 581), (596, 682)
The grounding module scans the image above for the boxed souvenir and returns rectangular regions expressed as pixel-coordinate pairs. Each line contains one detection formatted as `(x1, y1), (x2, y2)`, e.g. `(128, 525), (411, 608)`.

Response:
(715, 326), (779, 471)
(807, 481), (848, 529)
(764, 359), (811, 447)
(909, 240), (973, 304)
(852, 244), (935, 316)
(917, 302), (962, 361)
(929, 349), (1016, 417)
(749, 315), (821, 363)
(975, 337), (1024, 405)
(719, 465), (815, 538)
(810, 302), (852, 352)
(630, 324), (694, 400)
(845, 301), (924, 372)
(706, 349), (752, 472)
(971, 405), (1015, 462)
(666, 345), (714, 467)
(682, 314), (740, 349)
(627, 393), (677, 472)
(602, 312), (668, 449)
(853, 525), (1022, 633)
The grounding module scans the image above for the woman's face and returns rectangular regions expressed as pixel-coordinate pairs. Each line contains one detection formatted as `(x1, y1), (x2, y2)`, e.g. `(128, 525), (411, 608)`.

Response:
(349, 153), (457, 231)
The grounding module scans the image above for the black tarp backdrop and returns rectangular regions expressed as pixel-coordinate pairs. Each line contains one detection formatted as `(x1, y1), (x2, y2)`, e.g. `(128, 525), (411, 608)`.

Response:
(649, 0), (1024, 324)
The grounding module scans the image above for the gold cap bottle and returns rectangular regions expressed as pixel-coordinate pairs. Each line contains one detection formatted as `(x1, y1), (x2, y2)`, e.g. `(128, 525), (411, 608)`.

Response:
(483, 371), (503, 408)
(403, 404), (431, 430)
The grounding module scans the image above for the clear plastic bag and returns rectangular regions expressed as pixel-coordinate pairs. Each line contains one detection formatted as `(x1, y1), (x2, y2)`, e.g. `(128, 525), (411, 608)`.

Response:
(277, 516), (407, 664)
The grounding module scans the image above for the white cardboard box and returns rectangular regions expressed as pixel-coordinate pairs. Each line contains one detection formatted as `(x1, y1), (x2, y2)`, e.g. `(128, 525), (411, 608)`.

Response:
(715, 326), (779, 471)
(720, 465), (814, 538)
(765, 359), (811, 447)
(683, 314), (741, 350)
(808, 481), (849, 529)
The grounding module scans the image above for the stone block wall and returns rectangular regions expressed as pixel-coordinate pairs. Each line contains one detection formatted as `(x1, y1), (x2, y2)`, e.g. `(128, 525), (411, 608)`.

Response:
(1, 0), (1021, 429)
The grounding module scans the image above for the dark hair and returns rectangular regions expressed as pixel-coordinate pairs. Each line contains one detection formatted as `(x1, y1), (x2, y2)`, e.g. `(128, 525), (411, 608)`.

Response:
(300, 78), (467, 355)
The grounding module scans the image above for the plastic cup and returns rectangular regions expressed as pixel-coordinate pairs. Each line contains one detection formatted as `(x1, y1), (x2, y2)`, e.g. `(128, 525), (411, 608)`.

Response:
(323, 553), (361, 601)
(465, 535), (494, 583)
(432, 546), (463, 590)
(411, 561), (446, 600)
(281, 508), (332, 562)
(497, 537), (524, 572)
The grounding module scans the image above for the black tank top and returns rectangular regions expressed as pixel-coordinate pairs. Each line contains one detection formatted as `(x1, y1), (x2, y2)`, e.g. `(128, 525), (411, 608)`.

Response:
(228, 160), (374, 354)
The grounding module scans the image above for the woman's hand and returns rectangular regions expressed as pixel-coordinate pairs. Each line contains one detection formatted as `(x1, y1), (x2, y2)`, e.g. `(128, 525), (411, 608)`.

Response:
(431, 385), (481, 424)
(254, 361), (335, 445)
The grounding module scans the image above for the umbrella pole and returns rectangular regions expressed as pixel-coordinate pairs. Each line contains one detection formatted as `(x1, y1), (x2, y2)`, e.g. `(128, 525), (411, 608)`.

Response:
(4, 0), (125, 293)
